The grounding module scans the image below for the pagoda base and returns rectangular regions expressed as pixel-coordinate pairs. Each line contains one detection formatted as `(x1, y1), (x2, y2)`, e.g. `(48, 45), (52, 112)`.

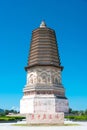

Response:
(26, 113), (64, 124)
(20, 94), (69, 114)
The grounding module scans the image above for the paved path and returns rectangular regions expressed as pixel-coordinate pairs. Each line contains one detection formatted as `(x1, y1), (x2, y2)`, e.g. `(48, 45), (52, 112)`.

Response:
(0, 121), (87, 130)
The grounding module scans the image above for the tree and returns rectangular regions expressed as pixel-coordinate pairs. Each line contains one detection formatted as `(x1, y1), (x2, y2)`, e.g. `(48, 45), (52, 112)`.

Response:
(4, 110), (9, 115)
(85, 109), (87, 115)
(69, 108), (72, 114)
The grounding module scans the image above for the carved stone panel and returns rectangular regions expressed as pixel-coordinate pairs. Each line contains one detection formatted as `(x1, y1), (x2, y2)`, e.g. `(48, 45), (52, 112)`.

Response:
(26, 66), (61, 86)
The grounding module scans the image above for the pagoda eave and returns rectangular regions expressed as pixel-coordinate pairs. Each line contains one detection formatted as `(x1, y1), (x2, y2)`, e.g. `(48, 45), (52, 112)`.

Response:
(25, 64), (64, 71)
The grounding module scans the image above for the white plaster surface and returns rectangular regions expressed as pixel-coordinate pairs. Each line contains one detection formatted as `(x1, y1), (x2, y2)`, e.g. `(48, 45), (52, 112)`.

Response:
(0, 121), (87, 130)
(20, 95), (68, 114)
(20, 96), (34, 113)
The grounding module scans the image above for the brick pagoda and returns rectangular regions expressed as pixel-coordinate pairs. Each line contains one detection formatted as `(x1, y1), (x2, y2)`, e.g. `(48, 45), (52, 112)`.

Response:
(20, 21), (69, 124)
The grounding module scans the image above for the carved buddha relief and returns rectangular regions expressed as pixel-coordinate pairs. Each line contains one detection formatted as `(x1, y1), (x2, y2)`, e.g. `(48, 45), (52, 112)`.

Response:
(40, 72), (47, 84)
(27, 68), (61, 85)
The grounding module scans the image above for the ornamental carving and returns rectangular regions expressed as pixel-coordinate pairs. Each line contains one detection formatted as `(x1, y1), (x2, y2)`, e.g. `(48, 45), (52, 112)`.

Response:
(26, 67), (61, 85)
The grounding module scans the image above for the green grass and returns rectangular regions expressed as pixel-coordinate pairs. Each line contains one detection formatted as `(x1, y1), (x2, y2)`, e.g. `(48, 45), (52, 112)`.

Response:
(13, 123), (79, 127)
(0, 116), (25, 122)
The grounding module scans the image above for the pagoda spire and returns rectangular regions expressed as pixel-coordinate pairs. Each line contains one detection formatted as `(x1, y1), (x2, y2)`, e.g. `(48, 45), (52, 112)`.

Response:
(40, 20), (46, 28)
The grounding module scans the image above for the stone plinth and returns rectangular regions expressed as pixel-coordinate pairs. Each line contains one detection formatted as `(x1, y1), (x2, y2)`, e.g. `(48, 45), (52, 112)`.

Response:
(20, 95), (68, 114)
(26, 113), (64, 124)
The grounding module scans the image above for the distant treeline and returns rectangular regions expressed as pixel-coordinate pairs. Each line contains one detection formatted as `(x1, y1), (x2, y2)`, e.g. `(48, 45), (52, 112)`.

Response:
(65, 108), (87, 121)
(0, 108), (19, 116)
(69, 108), (87, 116)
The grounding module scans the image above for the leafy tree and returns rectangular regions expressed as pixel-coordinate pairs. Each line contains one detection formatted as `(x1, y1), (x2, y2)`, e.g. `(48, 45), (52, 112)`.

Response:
(85, 109), (87, 115)
(4, 110), (9, 115)
(69, 108), (72, 114)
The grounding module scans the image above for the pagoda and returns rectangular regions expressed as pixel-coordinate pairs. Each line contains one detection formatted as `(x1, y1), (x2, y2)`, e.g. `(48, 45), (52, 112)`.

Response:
(20, 21), (69, 124)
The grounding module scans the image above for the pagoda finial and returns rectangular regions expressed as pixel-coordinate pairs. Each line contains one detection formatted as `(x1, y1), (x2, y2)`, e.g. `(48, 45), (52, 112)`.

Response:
(40, 20), (46, 28)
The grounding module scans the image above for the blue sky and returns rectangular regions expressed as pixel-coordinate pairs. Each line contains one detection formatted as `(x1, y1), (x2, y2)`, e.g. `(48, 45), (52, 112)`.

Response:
(0, 0), (87, 111)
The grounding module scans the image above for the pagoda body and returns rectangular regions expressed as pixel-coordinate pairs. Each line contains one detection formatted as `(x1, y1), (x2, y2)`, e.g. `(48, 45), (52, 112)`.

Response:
(20, 21), (69, 124)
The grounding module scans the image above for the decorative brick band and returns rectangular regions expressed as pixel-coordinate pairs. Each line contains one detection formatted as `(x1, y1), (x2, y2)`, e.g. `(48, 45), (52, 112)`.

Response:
(24, 90), (64, 96)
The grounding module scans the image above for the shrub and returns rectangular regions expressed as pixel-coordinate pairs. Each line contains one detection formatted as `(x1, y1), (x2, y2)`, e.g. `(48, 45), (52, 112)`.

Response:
(65, 115), (87, 121)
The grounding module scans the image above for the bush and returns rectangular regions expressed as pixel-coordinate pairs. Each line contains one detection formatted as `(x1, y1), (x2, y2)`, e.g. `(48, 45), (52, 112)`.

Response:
(65, 115), (87, 121)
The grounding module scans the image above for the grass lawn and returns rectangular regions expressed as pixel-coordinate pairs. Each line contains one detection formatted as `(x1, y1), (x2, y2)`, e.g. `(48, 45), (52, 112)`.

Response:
(13, 123), (79, 127)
